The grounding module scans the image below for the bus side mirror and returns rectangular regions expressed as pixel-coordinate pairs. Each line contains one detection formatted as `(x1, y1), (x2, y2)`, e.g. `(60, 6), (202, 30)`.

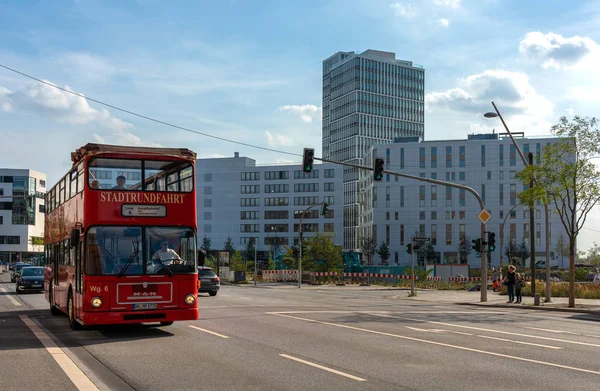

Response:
(70, 229), (80, 248)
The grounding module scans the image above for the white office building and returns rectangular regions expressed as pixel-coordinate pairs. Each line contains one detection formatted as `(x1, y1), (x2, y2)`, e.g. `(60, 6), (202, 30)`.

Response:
(0, 168), (46, 265)
(196, 153), (344, 260)
(322, 49), (425, 250)
(358, 134), (569, 267)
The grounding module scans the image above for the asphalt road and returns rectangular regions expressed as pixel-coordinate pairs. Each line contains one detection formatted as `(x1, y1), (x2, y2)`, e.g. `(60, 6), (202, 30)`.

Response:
(2, 274), (600, 391)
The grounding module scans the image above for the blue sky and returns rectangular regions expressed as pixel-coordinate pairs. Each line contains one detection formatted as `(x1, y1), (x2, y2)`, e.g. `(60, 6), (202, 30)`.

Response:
(1, 0), (600, 251)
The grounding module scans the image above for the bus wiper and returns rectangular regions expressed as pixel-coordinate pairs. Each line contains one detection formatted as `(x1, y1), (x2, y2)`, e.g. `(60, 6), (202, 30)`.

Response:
(118, 251), (139, 277)
(152, 257), (174, 277)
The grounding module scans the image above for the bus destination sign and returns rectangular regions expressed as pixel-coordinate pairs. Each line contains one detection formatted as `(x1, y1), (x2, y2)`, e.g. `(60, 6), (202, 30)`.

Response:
(121, 204), (167, 217)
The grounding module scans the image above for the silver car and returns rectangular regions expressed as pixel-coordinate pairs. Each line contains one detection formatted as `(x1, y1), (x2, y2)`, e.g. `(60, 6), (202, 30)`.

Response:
(198, 266), (220, 296)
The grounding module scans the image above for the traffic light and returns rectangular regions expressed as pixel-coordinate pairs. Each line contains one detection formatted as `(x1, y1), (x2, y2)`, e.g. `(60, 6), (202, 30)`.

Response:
(488, 232), (496, 251)
(321, 202), (329, 216)
(471, 238), (481, 252)
(302, 148), (314, 173)
(406, 243), (413, 254)
(374, 158), (384, 181)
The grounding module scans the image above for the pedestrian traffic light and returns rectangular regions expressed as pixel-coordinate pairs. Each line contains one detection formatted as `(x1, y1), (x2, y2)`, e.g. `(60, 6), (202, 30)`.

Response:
(302, 148), (314, 173)
(321, 202), (329, 216)
(374, 158), (384, 181)
(471, 238), (481, 252)
(488, 232), (496, 251)
(406, 243), (413, 254)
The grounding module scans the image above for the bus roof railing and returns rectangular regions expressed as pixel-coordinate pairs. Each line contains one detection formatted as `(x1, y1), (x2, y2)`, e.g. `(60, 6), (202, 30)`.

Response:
(71, 143), (197, 165)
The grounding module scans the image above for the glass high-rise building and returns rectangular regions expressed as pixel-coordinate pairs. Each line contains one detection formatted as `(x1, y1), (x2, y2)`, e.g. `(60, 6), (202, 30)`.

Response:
(322, 49), (425, 250)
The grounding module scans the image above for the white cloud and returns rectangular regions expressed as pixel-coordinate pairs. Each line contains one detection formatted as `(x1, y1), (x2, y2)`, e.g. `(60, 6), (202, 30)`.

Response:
(567, 87), (600, 102)
(390, 2), (419, 18)
(92, 134), (105, 143)
(426, 70), (554, 135)
(0, 81), (159, 146)
(278, 104), (321, 123)
(519, 32), (600, 70)
(264, 131), (293, 148)
(433, 0), (461, 7)
(565, 108), (575, 116)
(438, 18), (450, 27)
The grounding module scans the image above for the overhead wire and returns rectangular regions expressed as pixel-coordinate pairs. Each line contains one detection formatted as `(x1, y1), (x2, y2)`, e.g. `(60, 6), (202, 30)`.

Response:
(0, 63), (303, 158)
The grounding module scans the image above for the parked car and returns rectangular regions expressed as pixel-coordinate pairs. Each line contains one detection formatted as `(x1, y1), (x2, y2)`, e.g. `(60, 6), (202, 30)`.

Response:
(15, 266), (44, 294)
(10, 262), (31, 283)
(198, 266), (220, 296)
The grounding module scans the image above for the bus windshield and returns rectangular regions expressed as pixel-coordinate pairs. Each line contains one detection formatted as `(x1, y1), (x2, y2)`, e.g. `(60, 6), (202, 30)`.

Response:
(86, 226), (197, 275)
(88, 158), (193, 192)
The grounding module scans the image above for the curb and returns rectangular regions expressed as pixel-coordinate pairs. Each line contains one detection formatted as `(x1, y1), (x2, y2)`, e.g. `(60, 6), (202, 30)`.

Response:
(457, 302), (600, 315)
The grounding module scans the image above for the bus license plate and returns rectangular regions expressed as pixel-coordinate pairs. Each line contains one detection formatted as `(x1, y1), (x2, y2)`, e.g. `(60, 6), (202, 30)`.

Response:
(133, 303), (157, 310)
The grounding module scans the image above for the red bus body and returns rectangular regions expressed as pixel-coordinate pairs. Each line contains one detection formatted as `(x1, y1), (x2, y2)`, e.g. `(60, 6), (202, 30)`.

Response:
(44, 143), (199, 328)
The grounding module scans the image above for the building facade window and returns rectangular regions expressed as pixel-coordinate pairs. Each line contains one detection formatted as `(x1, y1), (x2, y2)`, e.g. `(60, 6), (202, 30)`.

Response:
(459, 146), (465, 168)
(264, 211), (289, 219)
(447, 146), (453, 168)
(294, 170), (319, 179)
(510, 184), (517, 205)
(400, 186), (405, 208)
(510, 144), (516, 166)
(400, 225), (404, 245)
(324, 183), (335, 192)
(241, 198), (259, 207)
(445, 224), (452, 246)
(446, 187), (453, 207)
(324, 169), (335, 178)
(431, 185), (437, 207)
(431, 224), (437, 245)
(499, 184), (504, 206)
(241, 211), (260, 220)
(266, 184), (289, 193)
(431, 147), (437, 168)
(293, 183), (318, 192)
(264, 171), (289, 180)
(294, 210), (319, 219)
(241, 185), (260, 194)
(294, 223), (318, 232)
(481, 145), (486, 167)
(240, 224), (260, 233)
(264, 197), (288, 206)
(499, 144), (504, 167)
(241, 172), (260, 181)
(294, 196), (319, 206)
(265, 224), (289, 232)
(419, 147), (425, 169)
(324, 196), (335, 205)
(419, 186), (425, 207)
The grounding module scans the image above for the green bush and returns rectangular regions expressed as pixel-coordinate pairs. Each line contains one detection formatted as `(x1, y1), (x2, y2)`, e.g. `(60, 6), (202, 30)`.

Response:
(501, 281), (600, 299)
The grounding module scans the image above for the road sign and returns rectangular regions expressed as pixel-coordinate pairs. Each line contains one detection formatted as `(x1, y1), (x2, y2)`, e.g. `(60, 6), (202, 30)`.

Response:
(478, 209), (491, 225)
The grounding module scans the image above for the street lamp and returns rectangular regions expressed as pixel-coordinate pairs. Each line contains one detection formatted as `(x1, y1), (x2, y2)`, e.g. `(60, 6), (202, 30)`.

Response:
(484, 102), (551, 302)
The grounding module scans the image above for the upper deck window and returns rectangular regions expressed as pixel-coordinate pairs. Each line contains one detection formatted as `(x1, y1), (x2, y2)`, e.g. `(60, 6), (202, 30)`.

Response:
(88, 158), (193, 193)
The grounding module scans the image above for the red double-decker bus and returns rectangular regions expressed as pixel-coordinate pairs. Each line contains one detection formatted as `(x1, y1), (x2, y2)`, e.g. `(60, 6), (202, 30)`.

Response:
(44, 143), (199, 329)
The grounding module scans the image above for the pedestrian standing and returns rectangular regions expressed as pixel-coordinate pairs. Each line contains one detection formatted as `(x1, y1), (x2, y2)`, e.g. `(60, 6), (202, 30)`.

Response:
(505, 265), (516, 303)
(515, 272), (524, 303)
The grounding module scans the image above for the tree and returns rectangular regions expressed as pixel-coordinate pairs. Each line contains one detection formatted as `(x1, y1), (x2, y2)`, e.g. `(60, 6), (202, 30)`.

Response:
(281, 246), (298, 270)
(517, 115), (600, 307)
(456, 236), (472, 264)
(516, 241), (531, 269)
(377, 241), (390, 265)
(201, 235), (211, 253)
(230, 250), (244, 272)
(224, 237), (235, 256)
(554, 234), (570, 269)
(303, 233), (343, 272)
(416, 242), (436, 265)
(504, 240), (519, 265)
(29, 235), (44, 251)
(244, 237), (256, 262)
(359, 236), (377, 265)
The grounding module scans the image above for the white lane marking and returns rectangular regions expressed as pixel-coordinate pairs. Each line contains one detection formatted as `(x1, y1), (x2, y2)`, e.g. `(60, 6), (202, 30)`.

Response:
(271, 313), (600, 376)
(404, 325), (560, 349)
(476, 335), (563, 350)
(524, 327), (600, 339)
(367, 312), (600, 349)
(19, 315), (99, 391)
(238, 296), (252, 300)
(0, 287), (21, 306)
(188, 325), (229, 339)
(279, 354), (367, 382)
(271, 310), (505, 315)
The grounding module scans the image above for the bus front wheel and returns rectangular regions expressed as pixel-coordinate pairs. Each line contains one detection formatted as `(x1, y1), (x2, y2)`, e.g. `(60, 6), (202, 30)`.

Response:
(68, 293), (82, 330)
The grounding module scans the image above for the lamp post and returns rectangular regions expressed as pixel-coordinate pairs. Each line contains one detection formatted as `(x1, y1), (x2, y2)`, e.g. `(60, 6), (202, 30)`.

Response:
(499, 202), (523, 276)
(485, 103), (551, 301)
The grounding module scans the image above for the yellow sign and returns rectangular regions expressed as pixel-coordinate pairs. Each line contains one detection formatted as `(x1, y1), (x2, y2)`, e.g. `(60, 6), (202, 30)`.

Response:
(478, 209), (491, 225)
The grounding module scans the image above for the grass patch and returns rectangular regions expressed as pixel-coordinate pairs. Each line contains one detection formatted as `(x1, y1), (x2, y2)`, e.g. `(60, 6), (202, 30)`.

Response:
(500, 281), (600, 299)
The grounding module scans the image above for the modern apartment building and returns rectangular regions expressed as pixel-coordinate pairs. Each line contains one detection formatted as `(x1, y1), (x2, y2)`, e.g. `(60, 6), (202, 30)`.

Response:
(0, 169), (46, 264)
(322, 49), (425, 250)
(196, 153), (344, 259)
(358, 134), (569, 267)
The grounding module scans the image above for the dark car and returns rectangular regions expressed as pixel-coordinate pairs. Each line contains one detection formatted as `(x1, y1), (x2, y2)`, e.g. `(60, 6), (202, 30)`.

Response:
(15, 266), (44, 294)
(11, 262), (31, 283)
(198, 266), (220, 296)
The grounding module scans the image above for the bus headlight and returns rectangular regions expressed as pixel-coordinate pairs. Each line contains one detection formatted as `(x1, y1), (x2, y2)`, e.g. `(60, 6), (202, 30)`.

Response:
(184, 294), (196, 305)
(91, 297), (103, 308)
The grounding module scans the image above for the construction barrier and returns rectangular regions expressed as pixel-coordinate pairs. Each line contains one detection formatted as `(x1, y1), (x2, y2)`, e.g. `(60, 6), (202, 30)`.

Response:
(426, 276), (442, 281)
(262, 270), (299, 282)
(448, 277), (493, 282)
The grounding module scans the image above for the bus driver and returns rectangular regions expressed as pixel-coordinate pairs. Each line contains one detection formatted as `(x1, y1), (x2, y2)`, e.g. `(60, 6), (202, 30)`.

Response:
(152, 241), (183, 263)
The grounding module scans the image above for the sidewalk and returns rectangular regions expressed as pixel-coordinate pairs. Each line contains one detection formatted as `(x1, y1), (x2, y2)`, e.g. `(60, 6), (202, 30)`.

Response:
(401, 288), (600, 315)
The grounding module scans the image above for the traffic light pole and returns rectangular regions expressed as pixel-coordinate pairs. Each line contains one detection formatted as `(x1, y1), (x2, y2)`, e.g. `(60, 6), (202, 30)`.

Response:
(313, 155), (489, 302)
(410, 235), (415, 297)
